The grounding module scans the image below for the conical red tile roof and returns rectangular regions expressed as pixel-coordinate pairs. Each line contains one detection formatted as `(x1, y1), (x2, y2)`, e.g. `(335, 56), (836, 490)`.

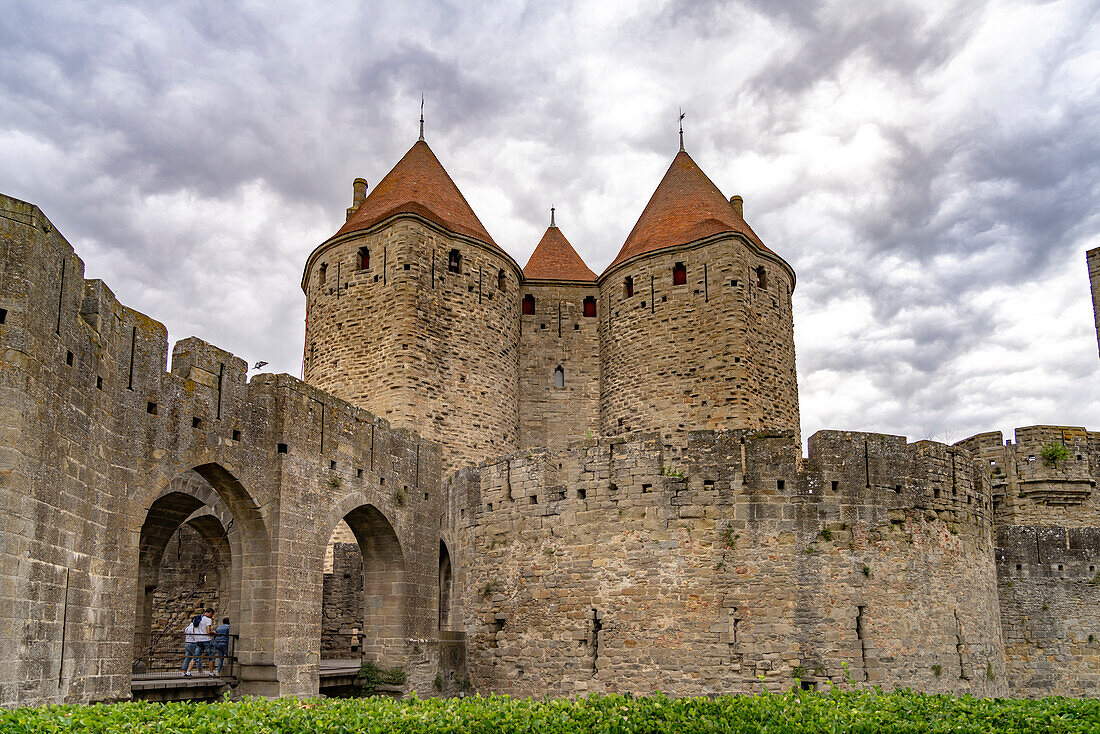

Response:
(329, 140), (499, 249)
(604, 150), (770, 272)
(523, 225), (596, 281)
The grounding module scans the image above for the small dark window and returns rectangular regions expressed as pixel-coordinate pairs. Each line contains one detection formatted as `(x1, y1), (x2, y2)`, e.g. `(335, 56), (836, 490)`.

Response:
(730, 279), (738, 287)
(358, 247), (370, 270)
(583, 296), (596, 317)
(777, 480), (785, 490)
(577, 488), (587, 499)
(403, 263), (411, 271)
(277, 443), (288, 454)
(232, 429), (241, 441)
(319, 263), (327, 286)
(497, 269), (506, 291)
(66, 351), (74, 366)
(553, 365), (565, 388)
(448, 249), (461, 274)
(523, 294), (535, 315)
(356, 468), (363, 478)
(1016, 564), (1022, 571)
(830, 481), (839, 491)
(94, 376), (102, 390)
(529, 495), (538, 505)
(755, 266), (767, 289)
(329, 460), (337, 470)
(192, 417), (203, 429)
(0, 308), (7, 324)
(624, 276), (634, 297)
(147, 402), (158, 415)
(673, 262), (687, 285)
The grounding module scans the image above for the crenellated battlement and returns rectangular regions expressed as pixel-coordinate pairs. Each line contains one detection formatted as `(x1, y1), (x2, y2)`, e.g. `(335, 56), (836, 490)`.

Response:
(456, 428), (993, 543)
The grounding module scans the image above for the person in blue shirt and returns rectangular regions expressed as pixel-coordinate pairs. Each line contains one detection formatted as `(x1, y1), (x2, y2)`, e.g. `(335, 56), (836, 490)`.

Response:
(213, 617), (231, 675)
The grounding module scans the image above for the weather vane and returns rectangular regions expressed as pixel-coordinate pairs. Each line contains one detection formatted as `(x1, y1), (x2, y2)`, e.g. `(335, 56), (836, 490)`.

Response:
(419, 95), (425, 141)
(550, 205), (556, 227)
(679, 107), (686, 151)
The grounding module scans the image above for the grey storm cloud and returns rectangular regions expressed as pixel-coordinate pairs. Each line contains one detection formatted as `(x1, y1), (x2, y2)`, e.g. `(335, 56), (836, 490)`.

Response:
(1, 0), (1097, 446)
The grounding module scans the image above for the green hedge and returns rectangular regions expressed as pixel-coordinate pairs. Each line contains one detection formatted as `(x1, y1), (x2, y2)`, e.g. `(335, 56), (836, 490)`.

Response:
(3, 690), (1099, 733)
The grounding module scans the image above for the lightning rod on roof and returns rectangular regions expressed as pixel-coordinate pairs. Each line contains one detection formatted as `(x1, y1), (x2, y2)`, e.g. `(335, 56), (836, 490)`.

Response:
(679, 107), (686, 152)
(419, 95), (425, 141)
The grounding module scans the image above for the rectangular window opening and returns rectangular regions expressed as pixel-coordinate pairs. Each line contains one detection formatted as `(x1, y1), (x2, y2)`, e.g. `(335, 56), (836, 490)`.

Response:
(192, 417), (203, 429)
(277, 443), (288, 454)
(329, 460), (337, 470)
(641, 484), (651, 493)
(66, 351), (74, 366)
(703, 480), (716, 489)
(147, 402), (158, 415)
(96, 376), (103, 390)
(356, 468), (363, 478)
(529, 495), (538, 505)
(777, 480), (785, 490)
(232, 429), (242, 442)
(830, 481), (839, 491)
(0, 308), (7, 324)
(577, 488), (587, 499)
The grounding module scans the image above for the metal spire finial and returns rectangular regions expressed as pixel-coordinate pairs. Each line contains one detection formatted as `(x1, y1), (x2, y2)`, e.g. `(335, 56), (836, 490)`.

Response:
(419, 95), (425, 141)
(678, 107), (686, 152)
(550, 206), (556, 227)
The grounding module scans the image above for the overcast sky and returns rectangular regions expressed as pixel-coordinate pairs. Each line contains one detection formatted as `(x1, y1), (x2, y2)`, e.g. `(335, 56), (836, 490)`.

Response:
(2, 0), (1098, 447)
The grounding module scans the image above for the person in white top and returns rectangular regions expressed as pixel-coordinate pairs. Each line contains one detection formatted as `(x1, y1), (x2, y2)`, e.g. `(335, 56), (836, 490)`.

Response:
(181, 608), (218, 676)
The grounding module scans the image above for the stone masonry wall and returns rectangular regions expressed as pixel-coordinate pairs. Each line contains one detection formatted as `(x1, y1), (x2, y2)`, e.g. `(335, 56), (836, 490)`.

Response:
(303, 217), (521, 475)
(321, 543), (364, 658)
(450, 429), (1005, 698)
(518, 281), (600, 453)
(0, 194), (448, 706)
(958, 426), (1100, 697)
(598, 237), (799, 450)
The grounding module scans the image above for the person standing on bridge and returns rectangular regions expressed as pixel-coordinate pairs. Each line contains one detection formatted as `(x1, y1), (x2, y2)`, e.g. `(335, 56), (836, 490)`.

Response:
(213, 617), (231, 676)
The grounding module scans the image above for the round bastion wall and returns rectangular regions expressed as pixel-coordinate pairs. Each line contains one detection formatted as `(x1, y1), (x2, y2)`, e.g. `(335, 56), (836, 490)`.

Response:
(303, 216), (522, 474)
(598, 234), (799, 446)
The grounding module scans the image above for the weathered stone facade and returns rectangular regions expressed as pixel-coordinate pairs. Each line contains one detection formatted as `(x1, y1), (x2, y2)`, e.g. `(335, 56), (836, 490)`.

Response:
(2, 135), (1098, 707)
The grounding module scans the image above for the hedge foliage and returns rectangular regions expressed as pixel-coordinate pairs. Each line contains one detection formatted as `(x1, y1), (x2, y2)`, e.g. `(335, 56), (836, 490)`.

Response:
(3, 689), (1099, 733)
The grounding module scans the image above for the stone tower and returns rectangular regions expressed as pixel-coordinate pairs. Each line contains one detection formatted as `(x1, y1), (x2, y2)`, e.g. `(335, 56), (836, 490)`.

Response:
(302, 139), (522, 472)
(1089, 247), (1100, 359)
(518, 215), (600, 453)
(597, 147), (800, 445)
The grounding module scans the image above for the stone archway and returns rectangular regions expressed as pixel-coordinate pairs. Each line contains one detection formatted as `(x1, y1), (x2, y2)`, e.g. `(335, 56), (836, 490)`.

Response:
(318, 503), (407, 666)
(439, 539), (453, 631)
(131, 464), (272, 687)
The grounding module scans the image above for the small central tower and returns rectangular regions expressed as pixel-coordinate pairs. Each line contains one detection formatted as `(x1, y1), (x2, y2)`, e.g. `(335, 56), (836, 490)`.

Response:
(302, 138), (522, 473)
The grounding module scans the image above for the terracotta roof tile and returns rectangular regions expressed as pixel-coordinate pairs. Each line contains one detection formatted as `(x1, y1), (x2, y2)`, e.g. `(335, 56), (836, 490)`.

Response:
(329, 140), (499, 250)
(604, 150), (770, 273)
(523, 226), (596, 281)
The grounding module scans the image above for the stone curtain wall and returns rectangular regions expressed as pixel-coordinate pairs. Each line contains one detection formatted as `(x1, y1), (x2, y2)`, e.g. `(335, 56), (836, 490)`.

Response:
(598, 236), (800, 450)
(997, 526), (1100, 697)
(453, 429), (1006, 698)
(518, 282), (601, 452)
(0, 194), (446, 706)
(958, 426), (1100, 697)
(303, 218), (521, 474)
(321, 543), (364, 658)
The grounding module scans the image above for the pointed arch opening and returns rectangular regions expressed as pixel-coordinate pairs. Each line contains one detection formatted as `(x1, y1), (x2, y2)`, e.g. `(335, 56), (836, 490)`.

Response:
(320, 504), (406, 666)
(553, 365), (565, 388)
(522, 293), (535, 315)
(439, 540), (454, 631)
(358, 247), (370, 270)
(673, 262), (687, 285)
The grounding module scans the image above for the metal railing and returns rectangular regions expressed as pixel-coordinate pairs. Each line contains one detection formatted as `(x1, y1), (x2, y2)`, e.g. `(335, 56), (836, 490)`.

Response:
(132, 632), (239, 680)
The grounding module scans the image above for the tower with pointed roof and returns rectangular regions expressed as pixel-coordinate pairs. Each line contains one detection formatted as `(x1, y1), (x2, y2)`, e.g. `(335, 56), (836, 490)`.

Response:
(597, 144), (800, 444)
(302, 138), (524, 473)
(518, 212), (601, 452)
